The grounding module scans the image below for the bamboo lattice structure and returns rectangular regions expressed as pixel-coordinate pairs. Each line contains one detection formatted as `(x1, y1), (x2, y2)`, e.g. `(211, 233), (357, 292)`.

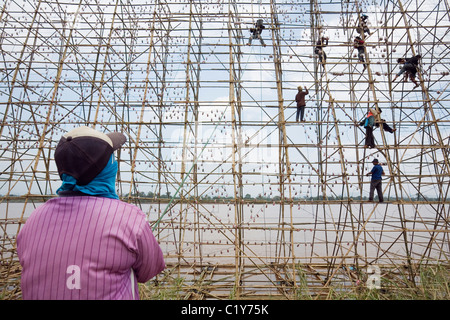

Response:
(0, 0), (449, 299)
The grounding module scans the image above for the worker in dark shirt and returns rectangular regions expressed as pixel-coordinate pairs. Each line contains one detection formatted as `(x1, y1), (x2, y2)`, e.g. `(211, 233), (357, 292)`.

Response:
(315, 36), (329, 64)
(374, 108), (396, 133)
(295, 86), (309, 122)
(376, 119), (396, 133)
(247, 19), (266, 47)
(393, 55), (421, 88)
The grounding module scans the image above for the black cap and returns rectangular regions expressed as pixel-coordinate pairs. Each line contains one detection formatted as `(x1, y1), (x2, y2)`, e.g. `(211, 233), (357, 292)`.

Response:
(54, 126), (126, 185)
(372, 159), (379, 164)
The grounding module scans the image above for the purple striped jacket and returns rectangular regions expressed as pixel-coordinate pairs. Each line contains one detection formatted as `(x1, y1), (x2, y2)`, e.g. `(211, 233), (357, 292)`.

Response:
(17, 196), (165, 300)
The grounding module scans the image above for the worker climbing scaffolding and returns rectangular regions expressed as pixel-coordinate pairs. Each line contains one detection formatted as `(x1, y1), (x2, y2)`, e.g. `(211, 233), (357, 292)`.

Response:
(356, 14), (371, 36)
(393, 55), (422, 88)
(314, 36), (329, 64)
(247, 19), (266, 47)
(376, 119), (396, 134)
(357, 107), (396, 148)
(353, 36), (367, 71)
(358, 109), (376, 148)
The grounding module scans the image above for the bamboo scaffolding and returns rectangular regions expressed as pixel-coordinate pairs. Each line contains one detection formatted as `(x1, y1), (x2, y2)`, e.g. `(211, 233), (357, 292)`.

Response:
(0, 0), (449, 300)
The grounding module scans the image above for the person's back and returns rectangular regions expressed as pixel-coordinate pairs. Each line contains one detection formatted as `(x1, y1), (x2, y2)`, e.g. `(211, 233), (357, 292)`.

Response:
(17, 126), (165, 300)
(295, 89), (308, 106)
(406, 55), (420, 67)
(316, 37), (327, 49)
(354, 37), (364, 51)
(371, 164), (383, 180)
(255, 19), (264, 32)
(364, 112), (374, 128)
(17, 196), (164, 300)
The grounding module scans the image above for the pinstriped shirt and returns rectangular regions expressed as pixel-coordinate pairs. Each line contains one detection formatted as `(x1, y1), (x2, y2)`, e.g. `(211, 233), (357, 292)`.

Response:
(17, 196), (165, 300)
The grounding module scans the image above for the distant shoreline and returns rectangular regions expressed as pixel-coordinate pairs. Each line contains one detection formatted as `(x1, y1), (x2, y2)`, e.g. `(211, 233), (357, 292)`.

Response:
(1, 194), (448, 204)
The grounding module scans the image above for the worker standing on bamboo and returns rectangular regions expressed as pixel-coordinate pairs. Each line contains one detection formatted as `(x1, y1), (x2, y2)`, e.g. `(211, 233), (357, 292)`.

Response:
(295, 86), (309, 122)
(247, 19), (266, 47)
(367, 159), (385, 203)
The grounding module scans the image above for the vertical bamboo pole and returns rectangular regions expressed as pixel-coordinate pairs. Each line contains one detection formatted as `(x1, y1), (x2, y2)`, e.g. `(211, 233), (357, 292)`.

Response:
(228, 2), (244, 298)
(269, 0), (296, 292)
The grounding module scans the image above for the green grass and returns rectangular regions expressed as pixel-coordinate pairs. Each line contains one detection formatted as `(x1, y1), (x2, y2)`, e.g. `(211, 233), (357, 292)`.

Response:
(139, 263), (449, 300)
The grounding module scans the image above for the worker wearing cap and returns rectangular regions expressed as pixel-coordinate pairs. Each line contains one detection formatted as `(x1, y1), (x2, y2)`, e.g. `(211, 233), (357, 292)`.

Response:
(366, 159), (385, 203)
(17, 126), (165, 300)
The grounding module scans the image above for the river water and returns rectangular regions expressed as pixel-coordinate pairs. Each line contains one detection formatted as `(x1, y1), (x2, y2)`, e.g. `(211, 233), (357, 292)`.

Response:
(2, 200), (447, 266)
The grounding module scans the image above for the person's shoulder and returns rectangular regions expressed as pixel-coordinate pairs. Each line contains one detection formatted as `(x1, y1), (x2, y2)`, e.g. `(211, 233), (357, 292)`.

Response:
(23, 200), (51, 222)
(31, 196), (67, 213)
(114, 199), (149, 217)
(68, 196), (146, 218)
(106, 198), (141, 209)
(99, 198), (150, 226)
